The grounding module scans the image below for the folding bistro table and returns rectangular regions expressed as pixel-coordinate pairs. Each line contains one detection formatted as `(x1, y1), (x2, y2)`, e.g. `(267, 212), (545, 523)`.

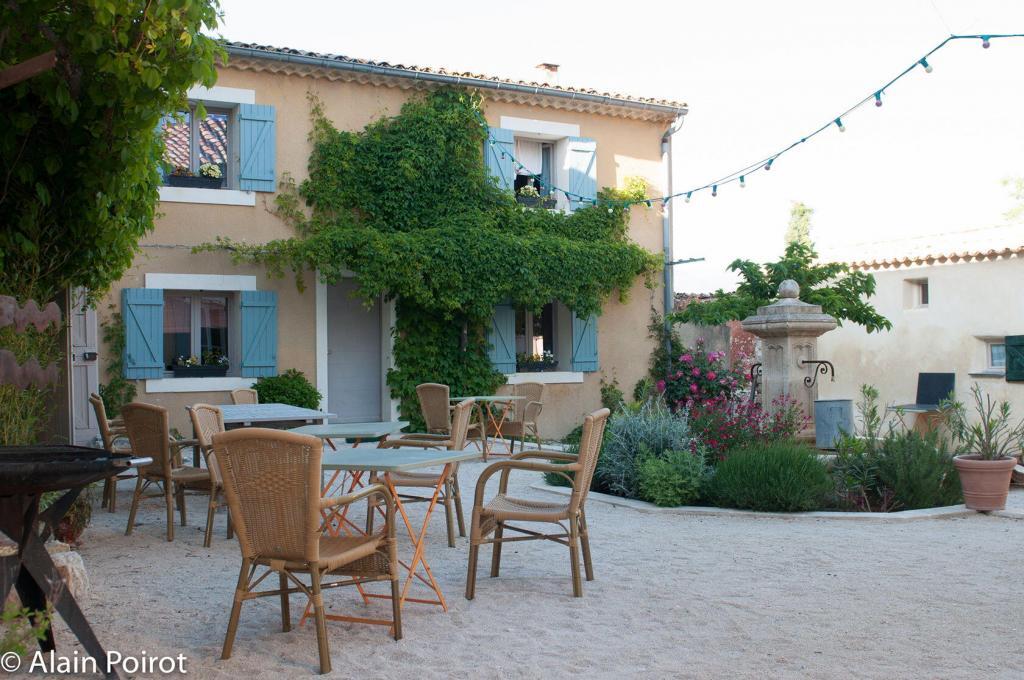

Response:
(311, 447), (481, 621)
(450, 395), (524, 459)
(289, 420), (409, 450)
(219, 403), (334, 427)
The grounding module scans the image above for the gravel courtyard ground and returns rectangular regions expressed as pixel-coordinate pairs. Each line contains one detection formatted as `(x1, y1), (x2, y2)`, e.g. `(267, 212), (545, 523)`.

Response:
(49, 459), (1024, 679)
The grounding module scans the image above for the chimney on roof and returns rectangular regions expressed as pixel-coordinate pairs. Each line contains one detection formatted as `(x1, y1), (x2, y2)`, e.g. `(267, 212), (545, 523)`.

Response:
(535, 63), (560, 84)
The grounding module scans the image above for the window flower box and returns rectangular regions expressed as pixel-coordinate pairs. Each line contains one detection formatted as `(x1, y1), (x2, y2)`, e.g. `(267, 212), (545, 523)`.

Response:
(516, 195), (557, 209)
(166, 174), (224, 190)
(172, 365), (229, 378)
(516, 351), (558, 372)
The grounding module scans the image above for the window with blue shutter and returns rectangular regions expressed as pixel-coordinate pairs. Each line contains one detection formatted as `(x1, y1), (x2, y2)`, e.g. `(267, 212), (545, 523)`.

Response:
(571, 312), (599, 372)
(484, 127), (515, 192)
(487, 303), (516, 374)
(239, 103), (276, 192)
(122, 288), (164, 379)
(240, 290), (278, 377)
(566, 136), (597, 211)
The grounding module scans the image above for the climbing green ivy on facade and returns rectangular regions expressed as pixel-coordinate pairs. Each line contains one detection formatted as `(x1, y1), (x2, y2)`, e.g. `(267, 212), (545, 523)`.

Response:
(205, 89), (660, 426)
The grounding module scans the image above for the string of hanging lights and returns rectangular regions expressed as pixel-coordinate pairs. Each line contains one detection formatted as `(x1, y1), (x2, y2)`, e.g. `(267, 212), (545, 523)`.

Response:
(483, 33), (1024, 211)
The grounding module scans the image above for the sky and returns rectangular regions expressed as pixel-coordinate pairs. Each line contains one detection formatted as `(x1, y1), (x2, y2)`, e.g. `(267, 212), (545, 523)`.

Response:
(216, 0), (1024, 292)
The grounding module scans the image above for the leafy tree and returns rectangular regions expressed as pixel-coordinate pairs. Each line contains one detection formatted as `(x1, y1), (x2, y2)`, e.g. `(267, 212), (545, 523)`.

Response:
(785, 201), (813, 247)
(671, 242), (891, 333)
(0, 1), (223, 445)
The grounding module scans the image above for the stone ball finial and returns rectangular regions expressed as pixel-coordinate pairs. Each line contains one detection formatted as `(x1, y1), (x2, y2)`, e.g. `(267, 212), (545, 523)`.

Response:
(778, 279), (800, 299)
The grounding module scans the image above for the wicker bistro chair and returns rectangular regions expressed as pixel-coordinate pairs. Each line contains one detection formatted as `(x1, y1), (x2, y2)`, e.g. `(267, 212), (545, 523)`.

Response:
(213, 428), (401, 675)
(486, 382), (545, 452)
(89, 393), (133, 512)
(368, 399), (476, 548)
(466, 407), (610, 599)
(230, 388), (258, 405)
(414, 383), (484, 450)
(187, 404), (234, 548)
(122, 402), (210, 542)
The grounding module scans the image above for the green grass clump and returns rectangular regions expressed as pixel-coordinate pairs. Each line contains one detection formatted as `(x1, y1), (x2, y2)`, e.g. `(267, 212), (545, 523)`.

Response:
(709, 441), (831, 512)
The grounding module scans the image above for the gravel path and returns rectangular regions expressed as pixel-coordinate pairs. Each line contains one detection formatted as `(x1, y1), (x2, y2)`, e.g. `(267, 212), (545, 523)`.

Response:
(50, 459), (1024, 679)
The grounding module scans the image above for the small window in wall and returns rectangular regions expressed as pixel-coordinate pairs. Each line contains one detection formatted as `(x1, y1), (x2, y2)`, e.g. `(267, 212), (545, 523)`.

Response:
(162, 104), (231, 187)
(904, 277), (929, 309)
(162, 291), (233, 372)
(515, 303), (556, 370)
(989, 342), (1006, 370)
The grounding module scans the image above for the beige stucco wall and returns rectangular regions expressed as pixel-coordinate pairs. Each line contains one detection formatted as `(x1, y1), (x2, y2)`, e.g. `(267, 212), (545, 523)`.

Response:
(817, 257), (1024, 418)
(97, 64), (671, 437)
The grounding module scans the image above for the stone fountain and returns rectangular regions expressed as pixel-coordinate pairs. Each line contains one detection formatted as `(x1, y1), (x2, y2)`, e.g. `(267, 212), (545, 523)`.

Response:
(741, 280), (837, 436)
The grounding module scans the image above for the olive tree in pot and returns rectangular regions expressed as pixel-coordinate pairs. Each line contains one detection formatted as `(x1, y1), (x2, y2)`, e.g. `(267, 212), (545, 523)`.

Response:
(942, 385), (1024, 511)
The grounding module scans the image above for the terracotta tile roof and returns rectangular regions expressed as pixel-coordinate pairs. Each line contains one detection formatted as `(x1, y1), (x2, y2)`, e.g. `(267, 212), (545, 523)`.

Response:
(221, 41), (688, 116)
(819, 223), (1024, 270)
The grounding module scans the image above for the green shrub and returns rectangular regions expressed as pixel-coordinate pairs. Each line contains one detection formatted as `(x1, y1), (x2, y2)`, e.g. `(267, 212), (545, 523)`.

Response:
(253, 369), (321, 409)
(833, 385), (963, 511)
(709, 441), (831, 512)
(875, 430), (962, 509)
(637, 447), (706, 507)
(593, 399), (693, 498)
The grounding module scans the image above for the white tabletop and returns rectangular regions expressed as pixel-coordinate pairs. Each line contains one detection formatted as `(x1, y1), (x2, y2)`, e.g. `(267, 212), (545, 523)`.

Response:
(290, 421), (409, 439)
(321, 447), (481, 472)
(219, 403), (335, 424)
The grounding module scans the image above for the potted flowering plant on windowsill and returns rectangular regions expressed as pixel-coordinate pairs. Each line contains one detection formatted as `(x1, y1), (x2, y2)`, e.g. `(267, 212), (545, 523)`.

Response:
(515, 183), (556, 209)
(172, 350), (229, 378)
(165, 163), (224, 189)
(942, 384), (1023, 511)
(516, 351), (557, 372)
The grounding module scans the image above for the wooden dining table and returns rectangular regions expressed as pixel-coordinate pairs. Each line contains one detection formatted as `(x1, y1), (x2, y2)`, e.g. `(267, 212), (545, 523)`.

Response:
(306, 446), (481, 626)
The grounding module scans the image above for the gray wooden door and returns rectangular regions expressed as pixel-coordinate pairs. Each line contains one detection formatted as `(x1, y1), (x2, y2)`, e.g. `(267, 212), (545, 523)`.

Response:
(327, 280), (382, 423)
(70, 288), (100, 445)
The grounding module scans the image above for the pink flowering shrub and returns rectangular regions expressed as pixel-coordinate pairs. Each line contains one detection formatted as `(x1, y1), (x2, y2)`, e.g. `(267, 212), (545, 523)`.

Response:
(689, 396), (809, 464)
(656, 339), (747, 411)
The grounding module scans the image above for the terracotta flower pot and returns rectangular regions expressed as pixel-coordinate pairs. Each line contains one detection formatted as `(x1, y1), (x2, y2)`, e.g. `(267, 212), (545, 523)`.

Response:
(953, 454), (1016, 511)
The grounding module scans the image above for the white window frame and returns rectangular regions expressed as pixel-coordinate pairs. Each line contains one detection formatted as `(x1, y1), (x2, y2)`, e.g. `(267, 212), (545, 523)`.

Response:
(500, 116), (585, 213)
(903, 277), (930, 309)
(158, 86), (258, 206)
(162, 290), (238, 376)
(988, 341), (1006, 370)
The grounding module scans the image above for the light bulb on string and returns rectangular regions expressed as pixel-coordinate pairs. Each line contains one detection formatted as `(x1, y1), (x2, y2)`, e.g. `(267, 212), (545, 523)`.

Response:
(684, 192), (691, 203)
(765, 159), (774, 171)
(874, 91), (883, 107)
(982, 36), (991, 48)
(835, 117), (845, 132)
(739, 176), (746, 188)
(645, 200), (652, 208)
(919, 58), (932, 73)
(712, 185), (718, 197)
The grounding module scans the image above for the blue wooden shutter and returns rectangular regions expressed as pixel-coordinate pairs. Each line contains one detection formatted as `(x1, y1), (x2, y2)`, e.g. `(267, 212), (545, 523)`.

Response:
(484, 128), (515, 192)
(567, 137), (597, 211)
(571, 313), (599, 372)
(239, 104), (276, 192)
(240, 291), (278, 377)
(122, 288), (164, 379)
(487, 303), (516, 374)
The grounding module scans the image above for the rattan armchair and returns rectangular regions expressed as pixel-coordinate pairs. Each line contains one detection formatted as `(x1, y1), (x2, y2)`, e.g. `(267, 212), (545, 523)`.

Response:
(466, 407), (610, 599)
(89, 393), (133, 512)
(368, 399), (475, 547)
(414, 383), (484, 449)
(486, 381), (545, 452)
(213, 428), (401, 675)
(187, 404), (233, 548)
(122, 402), (210, 542)
(230, 388), (258, 405)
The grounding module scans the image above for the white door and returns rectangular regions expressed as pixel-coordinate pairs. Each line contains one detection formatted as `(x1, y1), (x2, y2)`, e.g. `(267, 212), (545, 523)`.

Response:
(327, 280), (382, 423)
(70, 288), (100, 445)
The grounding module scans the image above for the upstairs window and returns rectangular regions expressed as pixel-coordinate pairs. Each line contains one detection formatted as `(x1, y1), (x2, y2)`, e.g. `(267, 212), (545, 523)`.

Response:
(162, 105), (231, 188)
(989, 342), (1006, 370)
